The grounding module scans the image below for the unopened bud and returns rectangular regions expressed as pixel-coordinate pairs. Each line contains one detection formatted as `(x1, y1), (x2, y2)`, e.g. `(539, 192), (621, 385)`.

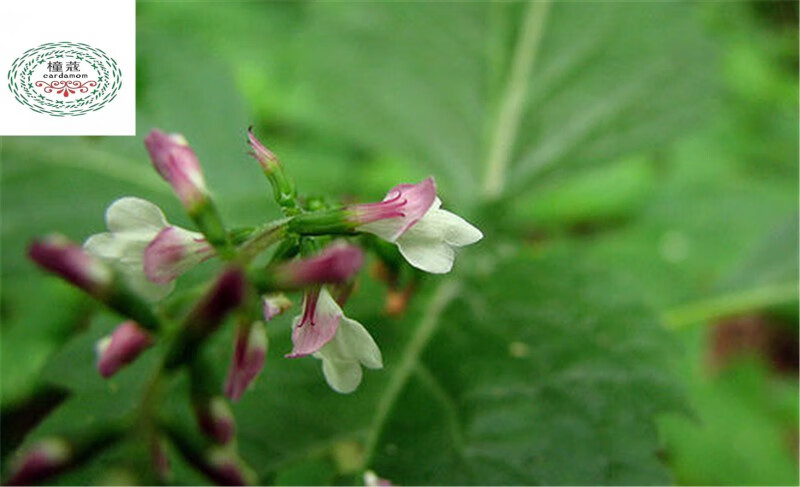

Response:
(225, 322), (268, 401)
(247, 128), (296, 209)
(7, 438), (71, 486)
(165, 269), (246, 368)
(144, 129), (208, 211)
(194, 396), (235, 445)
(28, 235), (113, 296)
(262, 294), (292, 322)
(145, 129), (230, 250)
(268, 243), (363, 290)
(95, 321), (153, 378)
(206, 448), (257, 486)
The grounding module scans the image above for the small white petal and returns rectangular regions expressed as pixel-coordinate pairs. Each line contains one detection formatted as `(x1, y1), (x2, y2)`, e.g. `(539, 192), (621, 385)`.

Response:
(123, 267), (175, 301)
(423, 209), (483, 247)
(358, 218), (405, 243)
(397, 238), (454, 274)
(320, 358), (363, 394)
(337, 317), (383, 369)
(106, 197), (167, 233)
(84, 233), (122, 260)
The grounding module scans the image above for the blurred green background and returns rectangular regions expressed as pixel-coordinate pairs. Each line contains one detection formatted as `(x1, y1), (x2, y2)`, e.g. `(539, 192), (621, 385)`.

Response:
(1, 1), (797, 485)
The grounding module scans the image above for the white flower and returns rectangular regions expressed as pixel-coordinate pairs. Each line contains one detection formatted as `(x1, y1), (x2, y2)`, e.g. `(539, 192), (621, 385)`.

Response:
(83, 197), (212, 301)
(287, 287), (382, 394)
(355, 178), (483, 274)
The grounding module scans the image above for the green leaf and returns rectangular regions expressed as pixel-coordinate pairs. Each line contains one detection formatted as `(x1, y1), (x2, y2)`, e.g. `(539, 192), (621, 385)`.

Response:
(660, 342), (799, 486)
(368, 253), (681, 485)
(222, 252), (680, 485)
(302, 2), (716, 204)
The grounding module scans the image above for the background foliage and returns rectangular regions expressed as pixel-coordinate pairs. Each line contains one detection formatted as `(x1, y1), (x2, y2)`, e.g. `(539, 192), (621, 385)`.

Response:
(1, 1), (797, 485)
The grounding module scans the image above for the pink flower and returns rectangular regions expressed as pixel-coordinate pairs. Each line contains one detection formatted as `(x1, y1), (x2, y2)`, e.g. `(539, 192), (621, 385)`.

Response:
(273, 243), (363, 289)
(85, 197), (212, 302)
(29, 235), (113, 296)
(353, 178), (483, 274)
(225, 322), (268, 401)
(144, 129), (209, 210)
(95, 321), (154, 378)
(287, 288), (382, 393)
(350, 177), (437, 241)
(144, 226), (214, 284)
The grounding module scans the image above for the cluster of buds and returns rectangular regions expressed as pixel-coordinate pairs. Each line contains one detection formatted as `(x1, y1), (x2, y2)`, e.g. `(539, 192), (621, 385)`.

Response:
(22, 126), (482, 485)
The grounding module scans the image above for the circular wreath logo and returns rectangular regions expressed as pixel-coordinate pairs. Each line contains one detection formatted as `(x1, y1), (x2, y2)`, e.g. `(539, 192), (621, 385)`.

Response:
(7, 42), (122, 117)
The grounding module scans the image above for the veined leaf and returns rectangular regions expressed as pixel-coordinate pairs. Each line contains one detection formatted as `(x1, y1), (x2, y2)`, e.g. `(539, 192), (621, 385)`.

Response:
(302, 2), (716, 205)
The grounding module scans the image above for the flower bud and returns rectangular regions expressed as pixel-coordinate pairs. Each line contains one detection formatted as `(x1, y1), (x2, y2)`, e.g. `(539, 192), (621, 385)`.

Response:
(29, 235), (113, 297)
(194, 396), (236, 445)
(225, 322), (268, 401)
(144, 129), (208, 211)
(195, 269), (247, 328)
(165, 268), (246, 369)
(262, 294), (292, 322)
(30, 235), (162, 331)
(247, 128), (296, 209)
(206, 448), (257, 486)
(95, 321), (153, 378)
(7, 438), (71, 486)
(270, 243), (364, 290)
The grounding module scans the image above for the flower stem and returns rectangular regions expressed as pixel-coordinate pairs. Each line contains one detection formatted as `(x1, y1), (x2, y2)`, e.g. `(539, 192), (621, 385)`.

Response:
(236, 218), (290, 265)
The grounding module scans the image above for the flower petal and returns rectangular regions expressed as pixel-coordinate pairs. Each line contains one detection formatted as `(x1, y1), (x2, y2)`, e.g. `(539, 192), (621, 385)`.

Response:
(105, 197), (167, 233)
(397, 238), (455, 274)
(319, 357), (363, 394)
(83, 232), (122, 260)
(124, 270), (175, 302)
(334, 317), (383, 369)
(287, 288), (342, 358)
(395, 213), (455, 273)
(356, 178), (437, 242)
(421, 209), (483, 247)
(313, 316), (382, 393)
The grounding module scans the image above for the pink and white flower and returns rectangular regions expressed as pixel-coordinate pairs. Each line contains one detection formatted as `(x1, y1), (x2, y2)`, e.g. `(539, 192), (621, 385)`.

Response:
(224, 321), (268, 401)
(287, 288), (382, 394)
(144, 129), (209, 210)
(95, 321), (154, 378)
(352, 178), (483, 274)
(84, 197), (213, 301)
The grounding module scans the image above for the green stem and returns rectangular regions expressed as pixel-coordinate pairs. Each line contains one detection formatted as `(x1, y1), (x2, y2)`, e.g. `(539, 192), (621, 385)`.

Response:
(362, 279), (461, 466)
(236, 218), (289, 265)
(482, 0), (551, 200)
(662, 282), (798, 329)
